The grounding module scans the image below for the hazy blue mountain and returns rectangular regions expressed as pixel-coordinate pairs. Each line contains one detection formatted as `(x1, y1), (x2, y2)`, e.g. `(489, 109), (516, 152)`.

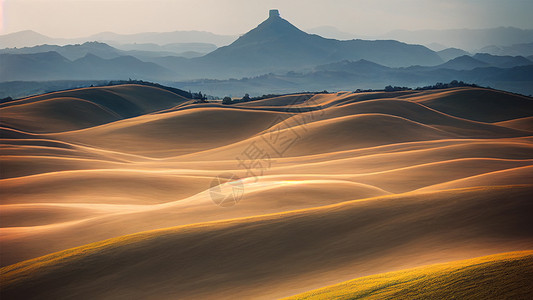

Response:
(171, 60), (533, 97)
(434, 55), (490, 70)
(86, 31), (236, 47)
(2, 58), (532, 98)
(0, 41), (209, 62)
(0, 52), (72, 81)
(0, 42), (122, 60)
(473, 53), (532, 68)
(478, 42), (533, 57)
(425, 43), (448, 52)
(315, 59), (390, 73)
(0, 30), (68, 48)
(437, 48), (471, 61)
(0, 30), (235, 49)
(381, 27), (533, 52)
(74, 54), (175, 79)
(306, 26), (356, 40)
(195, 10), (442, 78)
(0, 52), (175, 81)
(111, 42), (217, 55)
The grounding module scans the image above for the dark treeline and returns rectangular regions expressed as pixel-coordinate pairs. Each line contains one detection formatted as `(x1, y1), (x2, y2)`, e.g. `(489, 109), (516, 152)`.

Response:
(354, 80), (481, 93)
(220, 90), (329, 104)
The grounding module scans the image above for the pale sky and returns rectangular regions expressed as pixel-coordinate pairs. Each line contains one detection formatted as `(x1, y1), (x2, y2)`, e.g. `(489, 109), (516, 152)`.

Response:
(2, 0), (533, 37)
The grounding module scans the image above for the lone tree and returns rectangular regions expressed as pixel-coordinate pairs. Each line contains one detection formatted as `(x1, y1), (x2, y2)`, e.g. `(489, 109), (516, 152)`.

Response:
(222, 96), (233, 104)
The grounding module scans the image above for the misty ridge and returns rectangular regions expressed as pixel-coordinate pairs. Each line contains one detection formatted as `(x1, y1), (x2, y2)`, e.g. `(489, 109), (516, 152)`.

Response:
(1, 9), (532, 98)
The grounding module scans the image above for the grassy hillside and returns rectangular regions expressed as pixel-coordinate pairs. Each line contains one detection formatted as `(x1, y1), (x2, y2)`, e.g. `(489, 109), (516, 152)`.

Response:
(285, 251), (533, 300)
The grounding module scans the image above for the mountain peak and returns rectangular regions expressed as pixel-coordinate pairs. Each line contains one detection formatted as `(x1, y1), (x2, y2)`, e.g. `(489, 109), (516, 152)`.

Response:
(230, 9), (307, 46)
(269, 9), (280, 19)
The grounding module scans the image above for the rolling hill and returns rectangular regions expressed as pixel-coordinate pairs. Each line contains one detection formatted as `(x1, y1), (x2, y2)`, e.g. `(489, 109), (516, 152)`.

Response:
(0, 84), (532, 299)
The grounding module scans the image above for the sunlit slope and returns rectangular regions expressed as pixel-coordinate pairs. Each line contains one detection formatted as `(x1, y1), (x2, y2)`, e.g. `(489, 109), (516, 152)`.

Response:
(0, 170), (215, 205)
(1, 186), (533, 299)
(285, 250), (533, 300)
(0, 84), (191, 133)
(54, 107), (293, 157)
(0, 179), (389, 265)
(419, 165), (533, 191)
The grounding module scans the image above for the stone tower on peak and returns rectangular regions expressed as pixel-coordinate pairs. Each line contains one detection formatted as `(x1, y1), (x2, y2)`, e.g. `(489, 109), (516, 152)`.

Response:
(269, 9), (280, 18)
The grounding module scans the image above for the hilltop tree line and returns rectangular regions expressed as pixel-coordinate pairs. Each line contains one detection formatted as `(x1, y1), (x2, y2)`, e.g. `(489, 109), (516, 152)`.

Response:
(0, 79), (504, 104)
(354, 80), (481, 93)
(221, 91), (329, 105)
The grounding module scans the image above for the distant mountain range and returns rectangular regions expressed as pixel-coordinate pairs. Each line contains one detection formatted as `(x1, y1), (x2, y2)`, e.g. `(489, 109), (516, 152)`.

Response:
(0, 41), (213, 61)
(0, 30), (236, 48)
(477, 42), (533, 57)
(0, 51), (175, 81)
(299, 26), (533, 55)
(0, 10), (444, 81)
(437, 48), (471, 61)
(0, 10), (531, 98)
(381, 27), (533, 52)
(173, 58), (533, 97)
(193, 10), (443, 77)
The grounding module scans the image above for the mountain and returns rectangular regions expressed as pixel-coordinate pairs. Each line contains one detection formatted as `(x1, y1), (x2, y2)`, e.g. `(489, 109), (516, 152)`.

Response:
(0, 42), (123, 60)
(306, 26), (356, 40)
(381, 27), (533, 52)
(0, 30), (67, 48)
(0, 52), (73, 81)
(0, 52), (175, 81)
(195, 10), (443, 77)
(0, 41), (208, 61)
(315, 59), (390, 73)
(437, 48), (471, 61)
(73, 54), (176, 79)
(0, 30), (236, 49)
(172, 61), (533, 97)
(478, 42), (533, 57)
(434, 55), (490, 70)
(111, 42), (217, 56)
(86, 31), (236, 47)
(473, 53), (533, 68)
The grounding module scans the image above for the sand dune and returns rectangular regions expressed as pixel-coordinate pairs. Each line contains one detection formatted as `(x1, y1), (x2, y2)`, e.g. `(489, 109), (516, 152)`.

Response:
(1, 85), (532, 298)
